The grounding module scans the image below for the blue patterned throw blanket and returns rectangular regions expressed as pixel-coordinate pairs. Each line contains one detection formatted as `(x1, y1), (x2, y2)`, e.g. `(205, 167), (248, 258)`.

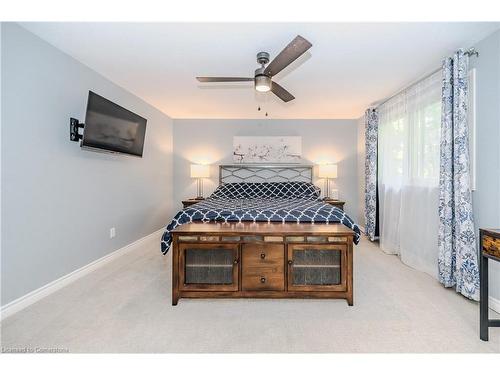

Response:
(161, 182), (361, 254)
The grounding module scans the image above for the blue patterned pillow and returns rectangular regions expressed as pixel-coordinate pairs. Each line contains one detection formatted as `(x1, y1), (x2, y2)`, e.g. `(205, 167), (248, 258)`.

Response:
(211, 182), (320, 200)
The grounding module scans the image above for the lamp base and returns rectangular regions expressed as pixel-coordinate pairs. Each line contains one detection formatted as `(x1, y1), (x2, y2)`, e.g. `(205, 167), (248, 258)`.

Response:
(196, 178), (204, 199)
(330, 189), (339, 200)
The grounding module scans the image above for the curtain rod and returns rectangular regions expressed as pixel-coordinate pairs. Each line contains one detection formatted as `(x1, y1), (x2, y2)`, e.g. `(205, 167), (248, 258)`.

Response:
(372, 47), (479, 109)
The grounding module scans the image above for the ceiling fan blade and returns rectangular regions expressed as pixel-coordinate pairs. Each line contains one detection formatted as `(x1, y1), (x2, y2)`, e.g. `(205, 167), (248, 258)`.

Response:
(264, 35), (312, 77)
(196, 77), (254, 82)
(271, 81), (295, 102)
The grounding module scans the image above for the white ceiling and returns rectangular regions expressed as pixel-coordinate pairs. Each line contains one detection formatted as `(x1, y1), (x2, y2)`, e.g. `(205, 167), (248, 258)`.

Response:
(21, 22), (500, 119)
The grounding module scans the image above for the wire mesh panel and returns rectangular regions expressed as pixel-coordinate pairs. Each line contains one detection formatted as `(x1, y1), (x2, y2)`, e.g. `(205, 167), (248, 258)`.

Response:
(184, 248), (234, 284)
(291, 248), (341, 286)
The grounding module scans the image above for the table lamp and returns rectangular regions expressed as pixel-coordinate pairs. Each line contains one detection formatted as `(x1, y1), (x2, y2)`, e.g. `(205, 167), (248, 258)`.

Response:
(190, 164), (210, 199)
(318, 164), (338, 200)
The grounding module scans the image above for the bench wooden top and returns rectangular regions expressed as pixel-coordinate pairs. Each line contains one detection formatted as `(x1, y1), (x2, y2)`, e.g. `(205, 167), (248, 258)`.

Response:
(171, 222), (355, 236)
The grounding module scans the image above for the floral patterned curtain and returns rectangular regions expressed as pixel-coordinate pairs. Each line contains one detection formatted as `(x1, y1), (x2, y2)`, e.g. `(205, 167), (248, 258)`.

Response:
(438, 49), (479, 300)
(364, 108), (379, 241)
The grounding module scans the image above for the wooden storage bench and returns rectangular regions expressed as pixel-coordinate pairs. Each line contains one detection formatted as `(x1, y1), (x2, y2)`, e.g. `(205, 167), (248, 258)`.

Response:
(171, 222), (355, 306)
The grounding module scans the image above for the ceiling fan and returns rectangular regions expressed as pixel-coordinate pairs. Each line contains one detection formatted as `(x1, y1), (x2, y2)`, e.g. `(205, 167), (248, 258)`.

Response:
(196, 35), (312, 102)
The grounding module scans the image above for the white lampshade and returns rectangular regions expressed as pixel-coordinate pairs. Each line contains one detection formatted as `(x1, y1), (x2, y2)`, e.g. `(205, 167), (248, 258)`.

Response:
(190, 164), (210, 178)
(318, 164), (338, 178)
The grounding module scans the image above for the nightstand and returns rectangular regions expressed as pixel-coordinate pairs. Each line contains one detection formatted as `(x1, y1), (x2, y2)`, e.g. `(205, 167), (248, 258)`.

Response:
(182, 198), (205, 208)
(323, 198), (345, 211)
(480, 228), (500, 341)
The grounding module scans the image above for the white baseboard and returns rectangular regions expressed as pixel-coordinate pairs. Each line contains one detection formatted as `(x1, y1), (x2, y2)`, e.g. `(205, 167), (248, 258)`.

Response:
(0, 228), (164, 321)
(489, 296), (500, 314)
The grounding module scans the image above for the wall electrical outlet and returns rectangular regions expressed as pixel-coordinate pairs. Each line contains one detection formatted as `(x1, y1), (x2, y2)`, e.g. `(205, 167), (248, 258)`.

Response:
(110, 227), (116, 239)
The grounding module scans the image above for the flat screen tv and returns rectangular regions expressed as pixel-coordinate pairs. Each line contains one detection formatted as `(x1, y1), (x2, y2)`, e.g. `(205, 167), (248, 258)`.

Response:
(81, 91), (147, 157)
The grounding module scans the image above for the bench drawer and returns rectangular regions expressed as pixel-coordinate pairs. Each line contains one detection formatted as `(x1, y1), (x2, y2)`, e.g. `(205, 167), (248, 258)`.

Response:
(241, 244), (284, 291)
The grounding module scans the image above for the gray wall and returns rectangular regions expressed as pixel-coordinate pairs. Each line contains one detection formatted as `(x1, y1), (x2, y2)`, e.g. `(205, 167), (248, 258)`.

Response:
(172, 119), (359, 219)
(470, 29), (500, 302)
(1, 24), (174, 306)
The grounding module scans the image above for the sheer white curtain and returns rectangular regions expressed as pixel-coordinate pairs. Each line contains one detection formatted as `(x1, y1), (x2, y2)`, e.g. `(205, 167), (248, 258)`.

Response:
(378, 71), (441, 278)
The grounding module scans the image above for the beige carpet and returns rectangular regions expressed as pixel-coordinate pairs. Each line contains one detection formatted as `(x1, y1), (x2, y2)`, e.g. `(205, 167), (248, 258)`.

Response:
(1, 235), (499, 353)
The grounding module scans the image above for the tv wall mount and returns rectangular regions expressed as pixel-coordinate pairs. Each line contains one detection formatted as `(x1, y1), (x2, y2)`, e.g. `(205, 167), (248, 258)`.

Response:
(70, 118), (84, 142)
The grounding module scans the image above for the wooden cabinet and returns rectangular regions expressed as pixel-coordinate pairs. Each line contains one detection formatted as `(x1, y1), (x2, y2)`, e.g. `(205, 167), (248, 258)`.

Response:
(480, 228), (500, 341)
(171, 222), (355, 305)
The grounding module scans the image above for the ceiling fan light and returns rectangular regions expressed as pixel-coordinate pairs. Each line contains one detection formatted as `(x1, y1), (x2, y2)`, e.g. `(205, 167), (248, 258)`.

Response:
(255, 75), (272, 92)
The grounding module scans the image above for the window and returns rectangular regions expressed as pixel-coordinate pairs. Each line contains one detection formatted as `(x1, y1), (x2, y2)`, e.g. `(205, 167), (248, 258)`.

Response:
(378, 70), (442, 187)
(377, 70), (443, 277)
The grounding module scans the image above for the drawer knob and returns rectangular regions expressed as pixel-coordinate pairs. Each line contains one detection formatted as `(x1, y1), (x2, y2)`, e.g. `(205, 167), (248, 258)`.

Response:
(260, 277), (266, 283)
(233, 258), (239, 264)
(260, 253), (266, 259)
(288, 260), (293, 265)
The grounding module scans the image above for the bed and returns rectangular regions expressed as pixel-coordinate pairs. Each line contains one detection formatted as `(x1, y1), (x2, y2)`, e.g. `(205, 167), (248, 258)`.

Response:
(162, 164), (361, 305)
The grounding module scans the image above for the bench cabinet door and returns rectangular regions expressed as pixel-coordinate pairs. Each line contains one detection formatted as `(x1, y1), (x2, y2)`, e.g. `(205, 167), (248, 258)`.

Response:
(287, 244), (347, 292)
(179, 243), (239, 291)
